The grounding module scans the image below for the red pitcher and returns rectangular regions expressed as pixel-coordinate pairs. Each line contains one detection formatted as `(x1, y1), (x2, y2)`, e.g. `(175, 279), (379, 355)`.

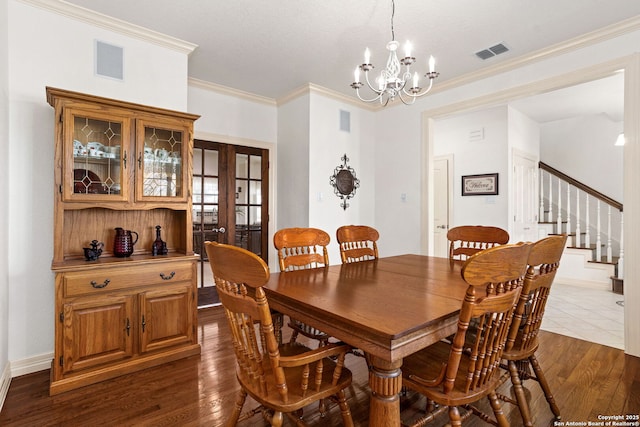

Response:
(113, 227), (138, 257)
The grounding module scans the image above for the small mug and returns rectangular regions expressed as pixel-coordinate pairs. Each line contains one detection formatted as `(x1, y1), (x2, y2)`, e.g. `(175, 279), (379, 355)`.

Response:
(155, 148), (169, 160)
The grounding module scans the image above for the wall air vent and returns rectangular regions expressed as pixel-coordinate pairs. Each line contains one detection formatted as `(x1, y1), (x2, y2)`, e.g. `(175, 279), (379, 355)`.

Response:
(95, 40), (124, 80)
(475, 43), (509, 60)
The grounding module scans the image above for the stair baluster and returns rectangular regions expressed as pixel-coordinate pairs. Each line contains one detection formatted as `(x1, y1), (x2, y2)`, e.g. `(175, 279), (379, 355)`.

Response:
(585, 196), (590, 248)
(576, 189), (581, 247)
(619, 213), (624, 279)
(548, 171), (553, 222)
(566, 182), (572, 241)
(557, 178), (562, 234)
(540, 171), (545, 223)
(607, 206), (613, 263)
(596, 200), (602, 261)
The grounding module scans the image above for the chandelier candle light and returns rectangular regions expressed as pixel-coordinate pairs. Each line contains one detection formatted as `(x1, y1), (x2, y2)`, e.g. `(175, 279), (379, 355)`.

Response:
(351, 0), (439, 106)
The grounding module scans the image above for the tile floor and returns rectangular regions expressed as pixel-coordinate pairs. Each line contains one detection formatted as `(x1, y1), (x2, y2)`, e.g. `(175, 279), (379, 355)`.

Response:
(542, 281), (625, 350)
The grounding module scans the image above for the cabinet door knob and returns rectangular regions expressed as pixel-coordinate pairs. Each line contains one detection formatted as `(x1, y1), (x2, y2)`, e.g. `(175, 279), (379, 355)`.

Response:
(160, 271), (176, 280)
(90, 279), (110, 288)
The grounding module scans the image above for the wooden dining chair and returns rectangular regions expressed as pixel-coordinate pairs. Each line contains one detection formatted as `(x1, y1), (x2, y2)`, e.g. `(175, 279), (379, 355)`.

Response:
(447, 225), (509, 261)
(497, 234), (568, 426)
(336, 225), (379, 264)
(204, 241), (354, 427)
(401, 242), (532, 427)
(273, 227), (332, 346)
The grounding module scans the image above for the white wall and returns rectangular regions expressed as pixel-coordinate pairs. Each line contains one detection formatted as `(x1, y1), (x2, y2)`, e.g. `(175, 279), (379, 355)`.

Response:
(0, 0), (10, 408)
(372, 102), (425, 257)
(277, 94), (311, 232)
(540, 113), (623, 202)
(433, 106), (510, 230)
(188, 84), (277, 145)
(308, 94), (375, 264)
(7, 0), (191, 369)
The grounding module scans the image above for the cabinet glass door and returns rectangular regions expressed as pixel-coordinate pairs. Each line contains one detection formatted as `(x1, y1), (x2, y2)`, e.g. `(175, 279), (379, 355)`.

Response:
(64, 109), (129, 202)
(137, 119), (189, 202)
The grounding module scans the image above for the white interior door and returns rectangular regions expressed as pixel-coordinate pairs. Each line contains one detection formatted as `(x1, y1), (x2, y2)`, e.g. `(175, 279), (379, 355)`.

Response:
(512, 150), (539, 243)
(433, 156), (452, 257)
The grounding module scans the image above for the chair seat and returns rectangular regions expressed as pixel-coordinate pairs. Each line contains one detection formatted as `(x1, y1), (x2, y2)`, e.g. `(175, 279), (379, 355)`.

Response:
(402, 341), (506, 407)
(502, 335), (539, 360)
(237, 342), (353, 413)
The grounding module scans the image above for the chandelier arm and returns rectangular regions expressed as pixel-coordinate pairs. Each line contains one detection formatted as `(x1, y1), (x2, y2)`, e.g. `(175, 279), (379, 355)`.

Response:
(355, 88), (385, 104)
(397, 91), (416, 105)
(363, 71), (382, 94)
(401, 78), (435, 98)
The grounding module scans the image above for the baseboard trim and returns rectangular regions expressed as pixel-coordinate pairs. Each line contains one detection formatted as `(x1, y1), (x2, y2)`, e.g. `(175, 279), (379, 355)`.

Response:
(10, 352), (53, 378)
(0, 362), (11, 413)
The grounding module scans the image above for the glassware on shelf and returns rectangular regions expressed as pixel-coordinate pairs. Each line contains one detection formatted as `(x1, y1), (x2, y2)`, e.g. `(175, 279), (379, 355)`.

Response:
(152, 225), (168, 256)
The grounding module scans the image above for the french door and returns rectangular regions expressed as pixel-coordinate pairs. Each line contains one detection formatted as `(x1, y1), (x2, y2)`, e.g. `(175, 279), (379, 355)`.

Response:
(192, 140), (269, 307)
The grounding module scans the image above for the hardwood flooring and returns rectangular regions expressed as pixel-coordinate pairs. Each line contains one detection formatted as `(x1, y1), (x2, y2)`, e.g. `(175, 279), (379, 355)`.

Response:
(1, 306), (639, 426)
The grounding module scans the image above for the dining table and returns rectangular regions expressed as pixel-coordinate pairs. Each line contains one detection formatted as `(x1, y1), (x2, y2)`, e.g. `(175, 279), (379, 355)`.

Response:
(263, 254), (471, 427)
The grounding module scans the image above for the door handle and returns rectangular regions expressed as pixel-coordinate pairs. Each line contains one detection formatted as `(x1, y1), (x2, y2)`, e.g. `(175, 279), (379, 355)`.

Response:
(436, 225), (448, 229)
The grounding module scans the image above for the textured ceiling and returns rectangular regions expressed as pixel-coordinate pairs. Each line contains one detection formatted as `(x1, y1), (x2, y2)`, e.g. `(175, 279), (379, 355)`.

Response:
(63, 0), (636, 121)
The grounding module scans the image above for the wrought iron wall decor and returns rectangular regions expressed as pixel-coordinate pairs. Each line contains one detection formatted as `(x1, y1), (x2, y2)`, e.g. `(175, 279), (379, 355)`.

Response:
(329, 153), (360, 210)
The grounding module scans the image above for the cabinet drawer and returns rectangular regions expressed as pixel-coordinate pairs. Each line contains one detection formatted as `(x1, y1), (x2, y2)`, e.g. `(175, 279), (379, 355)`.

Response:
(63, 262), (193, 297)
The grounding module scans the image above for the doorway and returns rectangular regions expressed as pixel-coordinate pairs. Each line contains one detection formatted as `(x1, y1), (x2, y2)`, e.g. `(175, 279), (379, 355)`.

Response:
(422, 59), (637, 354)
(433, 155), (452, 257)
(192, 139), (269, 308)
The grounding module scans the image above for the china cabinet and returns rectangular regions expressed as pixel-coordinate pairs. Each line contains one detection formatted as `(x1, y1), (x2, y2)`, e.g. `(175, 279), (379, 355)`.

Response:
(47, 87), (201, 395)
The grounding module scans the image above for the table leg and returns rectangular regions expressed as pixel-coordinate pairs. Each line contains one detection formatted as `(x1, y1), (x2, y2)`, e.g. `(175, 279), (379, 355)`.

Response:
(368, 356), (403, 427)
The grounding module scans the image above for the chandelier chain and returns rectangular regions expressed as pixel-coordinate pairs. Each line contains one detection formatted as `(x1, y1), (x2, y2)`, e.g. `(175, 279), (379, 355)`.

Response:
(391, 0), (395, 41)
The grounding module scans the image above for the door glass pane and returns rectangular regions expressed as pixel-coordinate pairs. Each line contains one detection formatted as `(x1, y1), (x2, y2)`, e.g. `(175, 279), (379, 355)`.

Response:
(236, 179), (248, 204)
(202, 178), (218, 203)
(236, 154), (248, 178)
(193, 149), (202, 175)
(142, 126), (183, 197)
(249, 181), (261, 204)
(73, 116), (122, 195)
(204, 150), (218, 175)
(249, 155), (262, 180)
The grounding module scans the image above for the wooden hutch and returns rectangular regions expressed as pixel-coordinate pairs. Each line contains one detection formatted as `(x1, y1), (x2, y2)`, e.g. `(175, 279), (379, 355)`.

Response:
(47, 87), (201, 395)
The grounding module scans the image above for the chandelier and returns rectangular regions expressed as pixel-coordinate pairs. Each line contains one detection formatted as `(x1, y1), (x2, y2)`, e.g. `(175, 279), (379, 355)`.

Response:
(350, 0), (439, 106)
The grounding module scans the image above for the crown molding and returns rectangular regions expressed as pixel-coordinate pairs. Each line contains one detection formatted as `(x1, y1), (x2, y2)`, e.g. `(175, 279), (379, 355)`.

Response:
(276, 83), (379, 111)
(188, 77), (276, 106)
(17, 0), (198, 54)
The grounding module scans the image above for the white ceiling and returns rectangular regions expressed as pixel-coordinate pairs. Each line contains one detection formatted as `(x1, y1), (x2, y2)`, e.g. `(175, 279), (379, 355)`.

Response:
(64, 0), (636, 122)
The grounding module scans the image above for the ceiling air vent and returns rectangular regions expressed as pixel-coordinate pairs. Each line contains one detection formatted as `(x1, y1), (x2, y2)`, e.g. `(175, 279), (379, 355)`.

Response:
(475, 43), (509, 60)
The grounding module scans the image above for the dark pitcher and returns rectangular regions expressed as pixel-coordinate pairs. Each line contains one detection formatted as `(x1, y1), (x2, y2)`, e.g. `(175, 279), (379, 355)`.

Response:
(113, 227), (138, 257)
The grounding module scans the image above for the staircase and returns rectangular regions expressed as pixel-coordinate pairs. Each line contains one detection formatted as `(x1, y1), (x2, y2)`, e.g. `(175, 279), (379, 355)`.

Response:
(538, 162), (623, 293)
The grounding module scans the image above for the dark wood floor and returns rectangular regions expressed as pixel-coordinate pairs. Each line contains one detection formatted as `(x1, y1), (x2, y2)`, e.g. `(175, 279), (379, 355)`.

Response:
(1, 306), (639, 426)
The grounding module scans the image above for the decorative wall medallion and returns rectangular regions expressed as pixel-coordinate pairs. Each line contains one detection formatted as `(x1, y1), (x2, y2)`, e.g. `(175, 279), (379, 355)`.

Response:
(330, 153), (360, 210)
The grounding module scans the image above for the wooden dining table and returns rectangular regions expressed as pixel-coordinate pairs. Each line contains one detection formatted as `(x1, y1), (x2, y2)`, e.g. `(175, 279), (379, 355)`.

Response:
(263, 254), (471, 427)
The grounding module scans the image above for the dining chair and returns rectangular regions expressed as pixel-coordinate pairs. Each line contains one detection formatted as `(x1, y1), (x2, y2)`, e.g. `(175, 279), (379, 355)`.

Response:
(497, 234), (568, 426)
(204, 241), (354, 427)
(401, 242), (532, 427)
(336, 225), (379, 263)
(273, 227), (332, 346)
(447, 225), (510, 261)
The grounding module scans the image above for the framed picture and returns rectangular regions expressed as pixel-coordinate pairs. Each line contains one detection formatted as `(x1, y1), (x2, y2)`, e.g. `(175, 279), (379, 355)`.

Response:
(462, 173), (498, 196)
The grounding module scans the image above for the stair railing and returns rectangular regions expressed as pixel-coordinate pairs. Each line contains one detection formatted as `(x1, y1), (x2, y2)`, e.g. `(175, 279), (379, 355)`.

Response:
(539, 161), (624, 279)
